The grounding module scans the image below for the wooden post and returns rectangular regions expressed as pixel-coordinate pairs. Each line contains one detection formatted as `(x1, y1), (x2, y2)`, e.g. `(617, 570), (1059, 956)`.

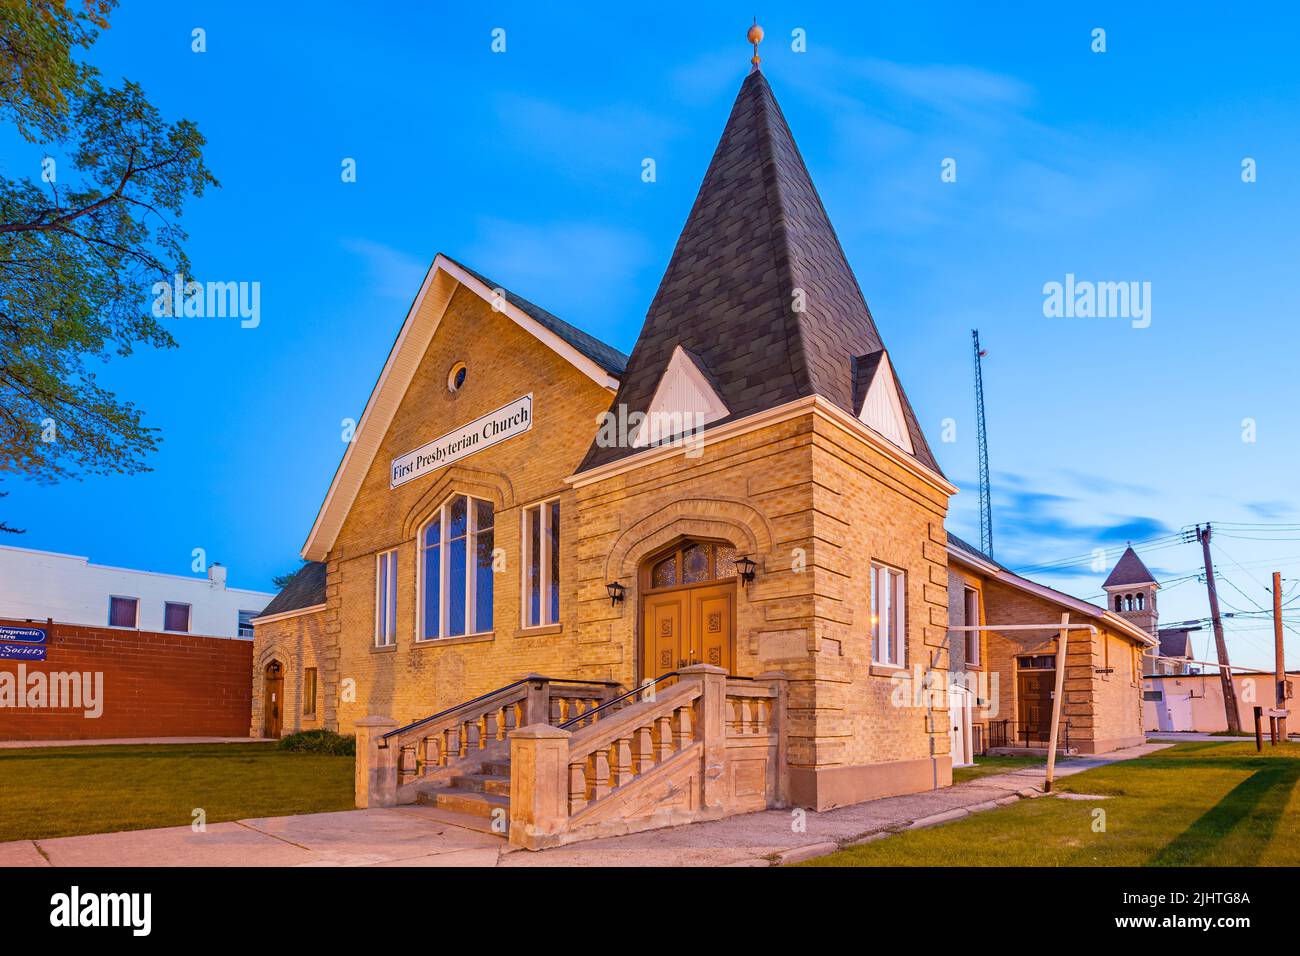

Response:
(1254, 706), (1263, 752)
(1273, 572), (1288, 741)
(1044, 613), (1070, 793)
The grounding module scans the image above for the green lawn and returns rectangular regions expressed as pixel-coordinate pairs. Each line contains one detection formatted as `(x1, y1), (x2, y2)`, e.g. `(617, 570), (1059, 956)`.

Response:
(952, 754), (1050, 784)
(803, 741), (1300, 866)
(0, 743), (354, 842)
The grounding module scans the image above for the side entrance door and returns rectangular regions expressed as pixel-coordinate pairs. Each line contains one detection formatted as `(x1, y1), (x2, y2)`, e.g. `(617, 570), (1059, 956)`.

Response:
(950, 683), (972, 767)
(642, 583), (734, 681)
(1017, 671), (1054, 744)
(263, 661), (284, 738)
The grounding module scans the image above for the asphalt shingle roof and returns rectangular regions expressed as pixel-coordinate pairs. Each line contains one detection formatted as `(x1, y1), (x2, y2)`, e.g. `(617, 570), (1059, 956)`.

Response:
(257, 561), (327, 618)
(578, 70), (940, 473)
(1103, 546), (1157, 588)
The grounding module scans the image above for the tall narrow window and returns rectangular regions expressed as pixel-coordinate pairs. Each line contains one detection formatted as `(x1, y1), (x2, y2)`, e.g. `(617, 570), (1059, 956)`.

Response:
(109, 596), (138, 628)
(163, 602), (191, 633)
(421, 495), (494, 639)
(963, 587), (980, 666)
(375, 549), (397, 646)
(523, 499), (561, 628)
(871, 563), (906, 667)
(303, 667), (318, 716)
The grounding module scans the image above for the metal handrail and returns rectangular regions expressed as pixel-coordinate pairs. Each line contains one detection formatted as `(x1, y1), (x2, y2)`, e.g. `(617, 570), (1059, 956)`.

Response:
(558, 672), (680, 730)
(380, 674), (620, 744)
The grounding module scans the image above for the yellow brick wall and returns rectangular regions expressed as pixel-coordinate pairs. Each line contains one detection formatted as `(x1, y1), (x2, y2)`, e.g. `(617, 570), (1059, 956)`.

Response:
(325, 285), (618, 733)
(251, 608), (327, 737)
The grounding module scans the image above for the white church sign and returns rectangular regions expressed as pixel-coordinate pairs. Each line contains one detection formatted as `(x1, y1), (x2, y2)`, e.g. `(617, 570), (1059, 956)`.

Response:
(390, 394), (532, 488)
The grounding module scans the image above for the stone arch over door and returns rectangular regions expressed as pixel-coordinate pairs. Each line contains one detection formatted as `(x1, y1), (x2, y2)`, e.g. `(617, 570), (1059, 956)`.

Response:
(604, 497), (774, 583)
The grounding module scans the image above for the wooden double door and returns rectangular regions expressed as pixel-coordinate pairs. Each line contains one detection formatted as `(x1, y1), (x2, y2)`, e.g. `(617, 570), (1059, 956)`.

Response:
(642, 583), (734, 681)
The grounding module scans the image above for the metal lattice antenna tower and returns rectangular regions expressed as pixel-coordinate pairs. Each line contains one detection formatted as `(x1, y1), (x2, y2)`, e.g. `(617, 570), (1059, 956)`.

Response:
(972, 330), (993, 557)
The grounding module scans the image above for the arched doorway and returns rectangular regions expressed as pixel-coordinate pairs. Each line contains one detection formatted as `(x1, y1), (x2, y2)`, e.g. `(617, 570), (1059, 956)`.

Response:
(640, 540), (738, 681)
(263, 660), (284, 738)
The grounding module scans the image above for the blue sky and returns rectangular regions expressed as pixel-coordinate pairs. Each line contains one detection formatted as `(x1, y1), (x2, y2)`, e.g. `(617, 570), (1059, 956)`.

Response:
(4, 2), (1300, 669)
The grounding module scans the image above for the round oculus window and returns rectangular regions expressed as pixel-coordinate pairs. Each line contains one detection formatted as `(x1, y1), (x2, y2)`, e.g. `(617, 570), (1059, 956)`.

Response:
(448, 362), (467, 392)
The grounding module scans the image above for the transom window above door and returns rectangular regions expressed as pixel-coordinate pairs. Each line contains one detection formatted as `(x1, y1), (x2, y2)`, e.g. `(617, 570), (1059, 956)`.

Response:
(647, 541), (737, 590)
(420, 494), (494, 640)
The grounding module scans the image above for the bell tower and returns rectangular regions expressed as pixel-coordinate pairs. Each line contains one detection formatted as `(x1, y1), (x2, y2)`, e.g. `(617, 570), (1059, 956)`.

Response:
(1102, 544), (1158, 636)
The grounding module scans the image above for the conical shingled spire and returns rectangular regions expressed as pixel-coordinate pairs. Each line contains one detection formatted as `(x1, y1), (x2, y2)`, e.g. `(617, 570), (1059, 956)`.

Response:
(578, 70), (940, 473)
(1103, 546), (1157, 588)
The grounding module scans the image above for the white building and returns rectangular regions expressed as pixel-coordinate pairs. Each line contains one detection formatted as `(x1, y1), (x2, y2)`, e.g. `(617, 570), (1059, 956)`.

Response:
(0, 544), (274, 639)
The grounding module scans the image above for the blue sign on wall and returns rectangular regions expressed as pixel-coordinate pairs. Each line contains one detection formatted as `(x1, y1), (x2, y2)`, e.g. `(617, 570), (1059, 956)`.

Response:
(0, 625), (47, 661)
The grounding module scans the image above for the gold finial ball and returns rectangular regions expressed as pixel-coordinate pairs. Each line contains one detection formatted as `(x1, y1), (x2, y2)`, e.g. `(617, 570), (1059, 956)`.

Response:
(747, 23), (764, 45)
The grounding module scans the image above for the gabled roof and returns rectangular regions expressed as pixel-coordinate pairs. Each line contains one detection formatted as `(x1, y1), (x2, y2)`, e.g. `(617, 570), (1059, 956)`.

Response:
(255, 561), (326, 620)
(1103, 546), (1157, 588)
(946, 532), (1157, 647)
(301, 254), (625, 561)
(1157, 626), (1198, 659)
(577, 69), (940, 475)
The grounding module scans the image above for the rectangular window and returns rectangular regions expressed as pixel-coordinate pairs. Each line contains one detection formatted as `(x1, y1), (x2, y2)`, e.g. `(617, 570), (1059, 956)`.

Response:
(238, 610), (256, 639)
(1143, 690), (1163, 701)
(1017, 654), (1056, 670)
(163, 602), (191, 633)
(109, 596), (139, 628)
(963, 587), (980, 666)
(421, 495), (494, 639)
(871, 563), (906, 667)
(303, 667), (318, 715)
(523, 499), (561, 628)
(375, 549), (397, 646)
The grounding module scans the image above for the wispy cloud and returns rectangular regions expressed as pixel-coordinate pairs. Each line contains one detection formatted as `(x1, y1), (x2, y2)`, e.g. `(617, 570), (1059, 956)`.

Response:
(493, 94), (681, 176)
(341, 238), (427, 301)
(1244, 500), (1293, 520)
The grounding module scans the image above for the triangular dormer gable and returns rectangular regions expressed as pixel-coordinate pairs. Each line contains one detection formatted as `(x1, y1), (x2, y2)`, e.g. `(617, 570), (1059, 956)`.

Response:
(852, 350), (914, 455)
(630, 346), (730, 448)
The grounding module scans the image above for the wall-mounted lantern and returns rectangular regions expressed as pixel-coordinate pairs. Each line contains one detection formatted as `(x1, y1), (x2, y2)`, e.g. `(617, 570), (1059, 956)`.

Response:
(736, 556), (757, 587)
(606, 581), (627, 606)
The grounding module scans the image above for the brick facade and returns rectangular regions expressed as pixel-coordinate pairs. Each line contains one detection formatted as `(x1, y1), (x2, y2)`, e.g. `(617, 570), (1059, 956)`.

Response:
(0, 618), (251, 740)
(250, 608), (327, 738)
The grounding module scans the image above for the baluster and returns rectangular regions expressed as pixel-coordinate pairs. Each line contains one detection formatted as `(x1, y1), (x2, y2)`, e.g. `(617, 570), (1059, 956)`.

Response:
(742, 698), (755, 734)
(457, 721), (470, 758)
(441, 727), (454, 765)
(673, 705), (694, 748)
(496, 705), (508, 740)
(558, 697), (571, 724)
(417, 736), (428, 777)
(591, 748), (611, 799)
(512, 701), (523, 731)
(655, 715), (674, 760)
(569, 761), (588, 813)
(634, 725), (655, 774)
(475, 714), (487, 750)
(613, 737), (633, 787)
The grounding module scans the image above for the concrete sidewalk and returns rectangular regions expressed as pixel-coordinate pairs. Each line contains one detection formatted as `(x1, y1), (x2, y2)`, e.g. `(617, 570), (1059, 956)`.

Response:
(0, 742), (1170, 868)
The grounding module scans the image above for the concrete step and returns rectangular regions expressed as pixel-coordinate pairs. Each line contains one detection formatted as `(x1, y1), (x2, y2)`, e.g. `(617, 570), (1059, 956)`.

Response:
(402, 803), (508, 838)
(451, 773), (511, 796)
(427, 788), (510, 821)
(481, 760), (511, 776)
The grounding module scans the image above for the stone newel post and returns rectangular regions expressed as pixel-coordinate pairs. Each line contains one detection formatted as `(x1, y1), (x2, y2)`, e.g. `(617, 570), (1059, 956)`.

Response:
(508, 723), (572, 849)
(756, 670), (791, 807)
(678, 663), (728, 812)
(354, 715), (398, 809)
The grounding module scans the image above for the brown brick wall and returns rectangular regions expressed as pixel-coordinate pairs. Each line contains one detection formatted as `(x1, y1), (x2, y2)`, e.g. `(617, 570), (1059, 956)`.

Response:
(0, 618), (251, 740)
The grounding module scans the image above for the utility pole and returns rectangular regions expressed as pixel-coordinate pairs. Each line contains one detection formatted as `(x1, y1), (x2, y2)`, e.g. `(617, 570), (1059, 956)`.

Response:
(1196, 524), (1241, 732)
(1274, 571), (1288, 740)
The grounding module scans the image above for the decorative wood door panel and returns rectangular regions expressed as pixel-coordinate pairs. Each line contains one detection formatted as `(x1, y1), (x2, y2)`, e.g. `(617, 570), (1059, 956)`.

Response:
(641, 584), (734, 681)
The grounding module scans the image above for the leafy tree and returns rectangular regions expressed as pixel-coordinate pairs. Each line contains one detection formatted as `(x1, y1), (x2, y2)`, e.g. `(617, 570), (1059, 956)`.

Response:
(0, 0), (217, 531)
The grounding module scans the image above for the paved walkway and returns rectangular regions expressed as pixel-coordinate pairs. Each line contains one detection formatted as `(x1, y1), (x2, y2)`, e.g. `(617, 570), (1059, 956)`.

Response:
(1, 742), (1170, 867)
(0, 737), (272, 750)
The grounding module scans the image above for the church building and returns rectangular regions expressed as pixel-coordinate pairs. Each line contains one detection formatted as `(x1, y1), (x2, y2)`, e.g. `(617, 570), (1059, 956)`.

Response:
(252, 28), (1148, 847)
